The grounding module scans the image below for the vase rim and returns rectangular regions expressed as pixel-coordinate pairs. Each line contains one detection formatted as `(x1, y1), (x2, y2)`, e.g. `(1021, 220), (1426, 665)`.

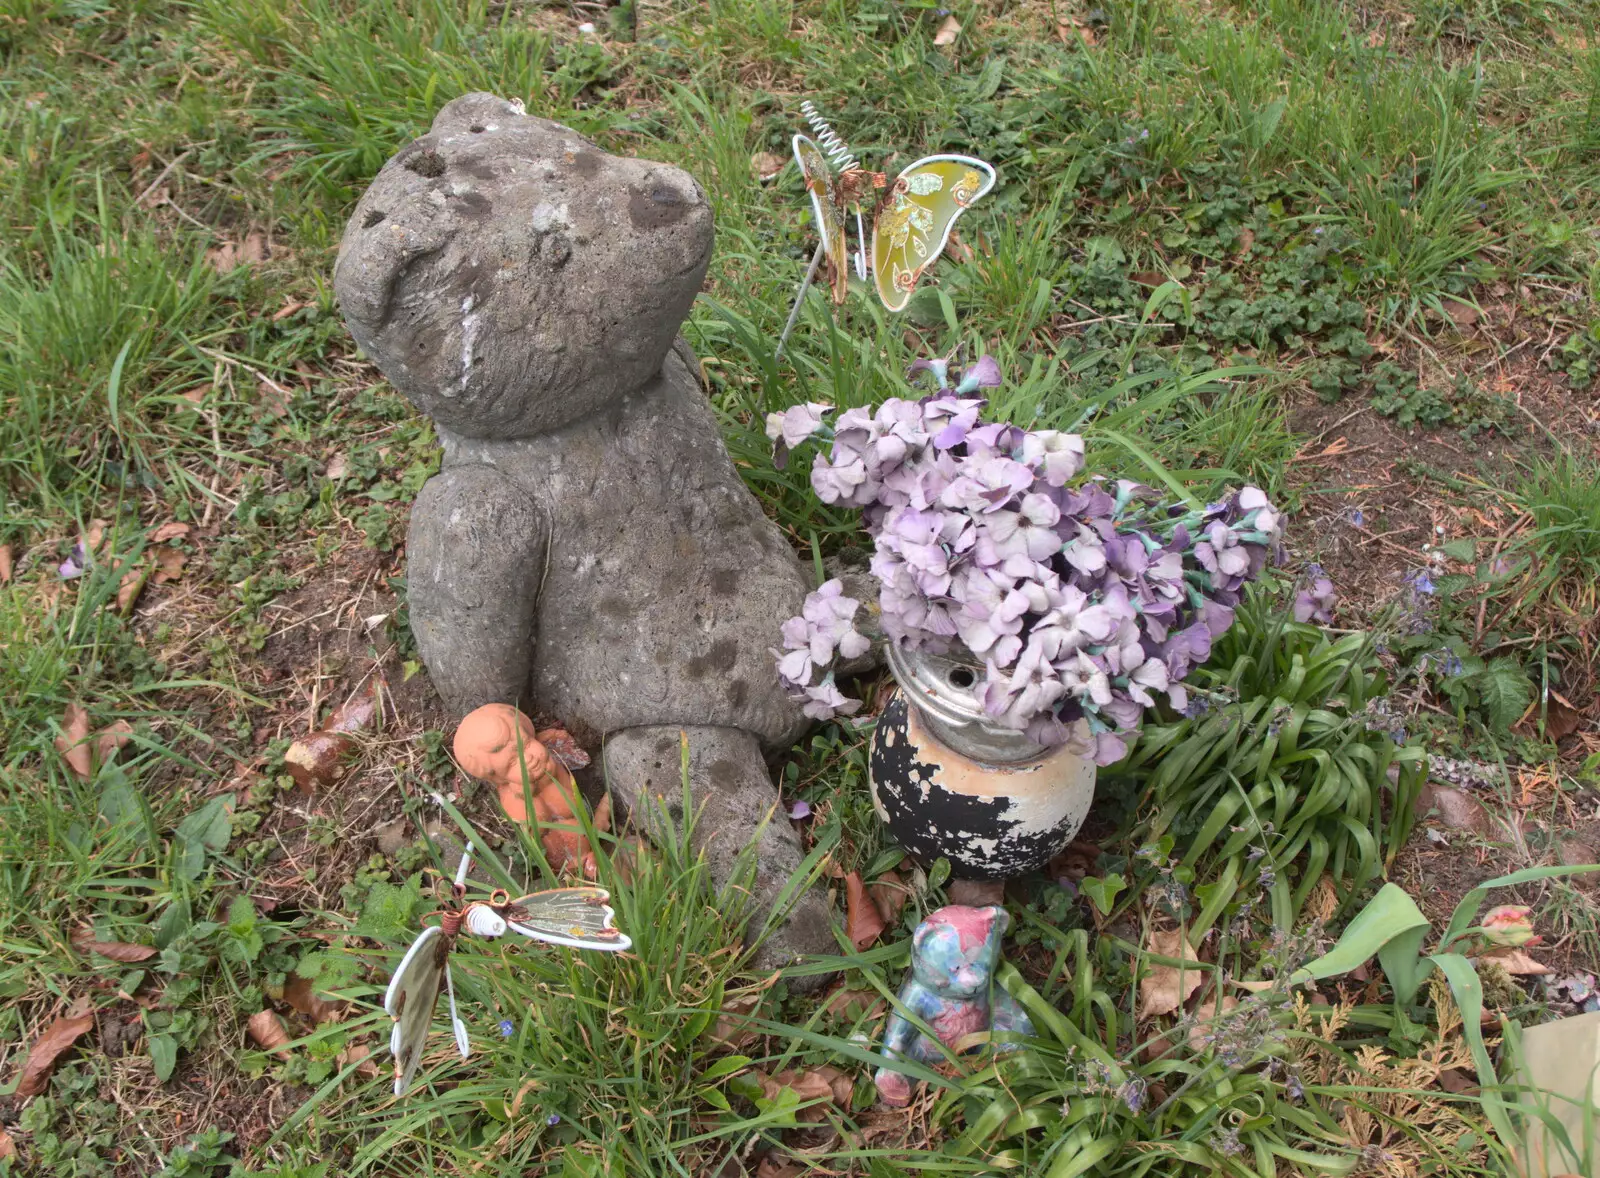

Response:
(885, 641), (1081, 763)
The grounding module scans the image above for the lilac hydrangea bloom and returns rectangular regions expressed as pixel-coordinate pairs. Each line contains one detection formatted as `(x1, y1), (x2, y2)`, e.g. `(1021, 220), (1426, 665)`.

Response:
(766, 402), (832, 449)
(1293, 572), (1337, 625)
(768, 356), (1284, 762)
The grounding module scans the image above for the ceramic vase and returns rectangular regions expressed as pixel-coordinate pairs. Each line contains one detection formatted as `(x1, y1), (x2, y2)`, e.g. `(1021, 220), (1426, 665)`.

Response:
(868, 643), (1096, 879)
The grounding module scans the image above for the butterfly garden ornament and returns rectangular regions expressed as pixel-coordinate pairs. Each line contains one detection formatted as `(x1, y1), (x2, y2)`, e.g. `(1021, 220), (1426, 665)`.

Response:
(778, 102), (997, 356)
(384, 842), (630, 1095)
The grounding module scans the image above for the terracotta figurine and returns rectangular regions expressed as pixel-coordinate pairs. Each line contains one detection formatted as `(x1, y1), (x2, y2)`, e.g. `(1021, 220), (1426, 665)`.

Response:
(453, 703), (594, 876)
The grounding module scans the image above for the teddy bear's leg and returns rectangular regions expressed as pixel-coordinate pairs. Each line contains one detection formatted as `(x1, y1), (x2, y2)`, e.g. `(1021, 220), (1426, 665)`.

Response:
(603, 724), (834, 988)
(989, 991), (1035, 1050)
(406, 464), (546, 715)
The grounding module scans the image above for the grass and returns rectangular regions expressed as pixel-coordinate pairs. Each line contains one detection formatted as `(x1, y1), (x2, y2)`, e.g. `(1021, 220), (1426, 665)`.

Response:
(0, 0), (1598, 1173)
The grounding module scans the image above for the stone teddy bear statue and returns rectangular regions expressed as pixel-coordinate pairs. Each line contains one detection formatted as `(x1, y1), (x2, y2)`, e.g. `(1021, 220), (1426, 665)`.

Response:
(333, 93), (830, 971)
(873, 905), (1034, 1106)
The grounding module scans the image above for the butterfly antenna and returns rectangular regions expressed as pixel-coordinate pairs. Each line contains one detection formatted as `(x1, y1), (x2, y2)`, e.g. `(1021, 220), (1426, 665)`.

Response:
(800, 101), (858, 172)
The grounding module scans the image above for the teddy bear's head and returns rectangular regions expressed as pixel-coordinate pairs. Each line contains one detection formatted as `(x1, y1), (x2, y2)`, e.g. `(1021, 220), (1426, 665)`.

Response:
(910, 905), (1008, 997)
(334, 93), (713, 439)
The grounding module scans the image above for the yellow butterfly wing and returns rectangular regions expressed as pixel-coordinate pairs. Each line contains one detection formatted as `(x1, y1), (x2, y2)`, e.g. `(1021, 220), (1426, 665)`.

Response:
(871, 155), (997, 313)
(792, 133), (850, 304)
(505, 887), (632, 951)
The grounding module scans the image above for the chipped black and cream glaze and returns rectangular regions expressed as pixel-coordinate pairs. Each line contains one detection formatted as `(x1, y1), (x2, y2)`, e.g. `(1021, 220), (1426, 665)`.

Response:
(869, 693), (1096, 880)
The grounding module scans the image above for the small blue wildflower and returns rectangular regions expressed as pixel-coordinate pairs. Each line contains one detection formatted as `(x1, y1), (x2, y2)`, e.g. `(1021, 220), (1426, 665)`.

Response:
(1411, 572), (1436, 595)
(1312, 226), (1324, 235)
(1139, 128), (1149, 140)
(1436, 649), (1464, 677)
(546, 1113), (562, 1126)
(1117, 1077), (1148, 1114)
(1346, 508), (1365, 527)
(499, 1019), (514, 1038)
(1183, 697), (1211, 718)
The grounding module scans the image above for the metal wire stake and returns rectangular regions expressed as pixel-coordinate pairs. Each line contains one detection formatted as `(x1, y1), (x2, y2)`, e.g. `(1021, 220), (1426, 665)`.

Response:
(775, 239), (825, 363)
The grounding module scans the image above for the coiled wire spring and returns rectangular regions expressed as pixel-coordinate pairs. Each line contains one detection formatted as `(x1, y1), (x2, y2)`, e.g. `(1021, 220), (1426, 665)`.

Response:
(800, 101), (858, 172)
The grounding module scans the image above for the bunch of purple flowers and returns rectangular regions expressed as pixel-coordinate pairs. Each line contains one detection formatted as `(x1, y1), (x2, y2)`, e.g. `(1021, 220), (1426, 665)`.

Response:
(768, 355), (1284, 765)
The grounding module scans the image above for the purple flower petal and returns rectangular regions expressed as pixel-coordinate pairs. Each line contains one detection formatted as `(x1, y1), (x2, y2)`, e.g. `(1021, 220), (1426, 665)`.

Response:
(787, 800), (813, 820)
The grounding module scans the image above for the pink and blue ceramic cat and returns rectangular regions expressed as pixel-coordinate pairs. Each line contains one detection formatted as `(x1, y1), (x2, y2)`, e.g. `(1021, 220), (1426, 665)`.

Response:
(873, 904), (1033, 1106)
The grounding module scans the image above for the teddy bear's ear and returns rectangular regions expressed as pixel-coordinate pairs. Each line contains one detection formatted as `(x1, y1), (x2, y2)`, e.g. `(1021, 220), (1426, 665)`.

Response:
(982, 906), (1011, 938)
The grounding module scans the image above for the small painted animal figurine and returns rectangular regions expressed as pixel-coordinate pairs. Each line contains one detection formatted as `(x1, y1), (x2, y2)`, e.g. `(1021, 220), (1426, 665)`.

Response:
(453, 703), (594, 876)
(874, 904), (1033, 1106)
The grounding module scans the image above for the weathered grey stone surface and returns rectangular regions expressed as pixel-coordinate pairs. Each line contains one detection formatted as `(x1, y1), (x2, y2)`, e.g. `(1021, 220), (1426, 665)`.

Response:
(603, 725), (834, 984)
(334, 93), (828, 970)
(335, 93), (713, 440)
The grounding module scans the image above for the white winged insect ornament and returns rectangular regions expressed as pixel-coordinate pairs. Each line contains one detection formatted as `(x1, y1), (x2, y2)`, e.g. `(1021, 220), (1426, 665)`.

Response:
(384, 843), (630, 1096)
(776, 102), (998, 356)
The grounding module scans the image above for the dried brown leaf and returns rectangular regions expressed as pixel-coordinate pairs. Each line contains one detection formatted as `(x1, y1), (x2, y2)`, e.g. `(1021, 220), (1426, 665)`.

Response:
(764, 1066), (853, 1121)
(1046, 840), (1102, 881)
(72, 929), (156, 963)
(256, 378), (291, 419)
(0, 543), (12, 584)
(932, 14), (961, 44)
(114, 566), (146, 613)
(1235, 226), (1255, 255)
(153, 548), (186, 584)
(821, 986), (885, 1023)
(247, 1009), (291, 1058)
(1543, 698), (1583, 743)
(83, 519), (106, 555)
(55, 703), (93, 780)
(538, 728), (591, 771)
(1186, 994), (1240, 1052)
(0, 1129), (13, 1160)
(1479, 947), (1551, 975)
(1139, 929), (1204, 1018)
(704, 992), (762, 1050)
(869, 869), (910, 925)
(207, 230), (269, 275)
(337, 1039), (379, 1079)
(1445, 301), (1480, 328)
(94, 720), (134, 767)
(844, 871), (887, 950)
(750, 151), (786, 182)
(755, 1153), (804, 1178)
(16, 1011), (95, 1096)
(342, 1043), (379, 1081)
(323, 452), (349, 480)
(147, 522), (190, 544)
(273, 299), (307, 321)
(1232, 979), (1275, 993)
(281, 973), (345, 1024)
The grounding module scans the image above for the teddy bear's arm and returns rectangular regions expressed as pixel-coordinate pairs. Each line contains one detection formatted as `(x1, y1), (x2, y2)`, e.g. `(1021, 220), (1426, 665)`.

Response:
(405, 464), (546, 714)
